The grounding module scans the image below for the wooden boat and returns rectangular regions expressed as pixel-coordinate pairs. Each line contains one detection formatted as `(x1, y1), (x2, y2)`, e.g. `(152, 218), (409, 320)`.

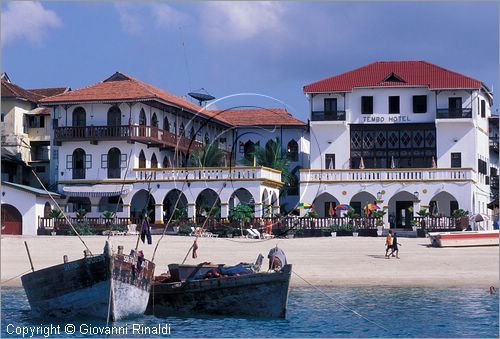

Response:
(146, 248), (292, 318)
(21, 242), (155, 320)
(428, 230), (499, 247)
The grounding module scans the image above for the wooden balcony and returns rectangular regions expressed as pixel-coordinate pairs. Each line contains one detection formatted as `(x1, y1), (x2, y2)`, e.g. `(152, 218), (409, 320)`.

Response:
(300, 167), (475, 183)
(54, 125), (203, 153)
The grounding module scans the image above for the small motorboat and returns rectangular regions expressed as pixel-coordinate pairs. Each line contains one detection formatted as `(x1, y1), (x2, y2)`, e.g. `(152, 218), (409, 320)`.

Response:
(428, 230), (499, 247)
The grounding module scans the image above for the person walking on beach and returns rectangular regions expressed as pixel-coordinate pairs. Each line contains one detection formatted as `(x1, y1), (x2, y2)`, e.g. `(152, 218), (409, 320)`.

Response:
(385, 230), (393, 258)
(390, 232), (402, 259)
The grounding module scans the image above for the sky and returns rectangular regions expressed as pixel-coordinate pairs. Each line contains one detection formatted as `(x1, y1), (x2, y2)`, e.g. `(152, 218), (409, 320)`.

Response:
(1, 1), (499, 120)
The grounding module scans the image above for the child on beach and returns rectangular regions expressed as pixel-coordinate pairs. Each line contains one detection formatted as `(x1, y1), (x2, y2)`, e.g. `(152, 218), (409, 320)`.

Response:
(385, 230), (393, 258)
(390, 232), (402, 259)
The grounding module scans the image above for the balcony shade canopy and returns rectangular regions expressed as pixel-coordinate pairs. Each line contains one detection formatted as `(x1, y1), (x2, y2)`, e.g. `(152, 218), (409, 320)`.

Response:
(63, 184), (133, 197)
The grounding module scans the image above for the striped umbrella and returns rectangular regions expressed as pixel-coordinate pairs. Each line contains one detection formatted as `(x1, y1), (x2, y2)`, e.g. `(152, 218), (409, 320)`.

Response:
(298, 202), (312, 209)
(336, 204), (352, 210)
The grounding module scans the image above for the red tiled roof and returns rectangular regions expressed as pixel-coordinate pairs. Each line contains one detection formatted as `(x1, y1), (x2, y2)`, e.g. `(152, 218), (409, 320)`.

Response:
(1, 79), (44, 102)
(28, 87), (70, 97)
(303, 61), (484, 93)
(39, 71), (206, 113)
(208, 108), (306, 126)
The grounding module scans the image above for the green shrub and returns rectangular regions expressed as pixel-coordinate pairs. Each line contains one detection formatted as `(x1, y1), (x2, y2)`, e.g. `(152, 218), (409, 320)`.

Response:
(178, 224), (192, 236)
(68, 222), (96, 235)
(452, 209), (469, 218)
(109, 224), (127, 232)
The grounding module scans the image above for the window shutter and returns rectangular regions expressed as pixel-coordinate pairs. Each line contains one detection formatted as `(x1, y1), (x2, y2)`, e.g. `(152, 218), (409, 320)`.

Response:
(85, 154), (92, 169)
(121, 154), (128, 168)
(101, 154), (108, 169)
(66, 155), (73, 169)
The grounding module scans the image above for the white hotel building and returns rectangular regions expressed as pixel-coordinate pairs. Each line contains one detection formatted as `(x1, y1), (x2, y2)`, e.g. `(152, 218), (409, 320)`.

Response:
(300, 61), (495, 228)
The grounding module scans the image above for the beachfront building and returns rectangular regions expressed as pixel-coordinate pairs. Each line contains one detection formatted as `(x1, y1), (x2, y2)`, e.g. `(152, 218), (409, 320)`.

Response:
(1, 73), (69, 187)
(38, 72), (306, 226)
(300, 61), (495, 229)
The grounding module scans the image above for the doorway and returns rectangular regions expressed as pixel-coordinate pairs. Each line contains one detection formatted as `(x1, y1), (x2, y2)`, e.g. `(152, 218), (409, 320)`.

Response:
(395, 201), (413, 228)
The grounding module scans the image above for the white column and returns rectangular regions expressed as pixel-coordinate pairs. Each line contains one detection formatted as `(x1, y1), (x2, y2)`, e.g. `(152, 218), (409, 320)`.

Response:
(187, 203), (196, 219)
(154, 203), (163, 224)
(220, 203), (229, 219)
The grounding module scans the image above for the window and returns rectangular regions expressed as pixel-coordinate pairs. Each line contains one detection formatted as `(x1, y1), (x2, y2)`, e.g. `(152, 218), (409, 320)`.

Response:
(451, 153), (461, 168)
(450, 201), (459, 214)
(325, 154), (335, 169)
(139, 150), (146, 168)
(72, 107), (86, 127)
(107, 148), (121, 178)
(324, 98), (337, 113)
(163, 117), (170, 132)
(287, 140), (299, 162)
(151, 113), (158, 128)
(413, 95), (427, 113)
(389, 96), (400, 114)
(481, 100), (486, 118)
(107, 106), (121, 126)
(449, 97), (462, 112)
(361, 96), (373, 114)
(151, 153), (158, 168)
(478, 159), (487, 175)
(72, 148), (87, 179)
(1, 112), (4, 122)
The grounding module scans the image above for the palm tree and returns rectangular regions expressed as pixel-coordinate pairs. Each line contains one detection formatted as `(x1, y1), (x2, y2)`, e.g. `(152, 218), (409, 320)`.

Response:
(245, 137), (292, 194)
(188, 142), (226, 167)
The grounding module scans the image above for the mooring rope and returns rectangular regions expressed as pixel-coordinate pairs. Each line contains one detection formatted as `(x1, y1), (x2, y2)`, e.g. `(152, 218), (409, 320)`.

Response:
(31, 169), (92, 254)
(0, 269), (33, 285)
(181, 183), (226, 264)
(107, 148), (133, 241)
(151, 179), (188, 262)
(292, 270), (389, 332)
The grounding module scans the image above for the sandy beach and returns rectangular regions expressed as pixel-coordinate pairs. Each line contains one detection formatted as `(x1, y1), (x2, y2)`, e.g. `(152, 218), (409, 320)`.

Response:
(1, 235), (498, 288)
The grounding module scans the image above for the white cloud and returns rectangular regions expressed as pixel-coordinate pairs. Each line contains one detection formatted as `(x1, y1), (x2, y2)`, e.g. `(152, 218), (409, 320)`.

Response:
(201, 2), (288, 43)
(1, 1), (62, 47)
(151, 3), (187, 29)
(114, 3), (144, 34)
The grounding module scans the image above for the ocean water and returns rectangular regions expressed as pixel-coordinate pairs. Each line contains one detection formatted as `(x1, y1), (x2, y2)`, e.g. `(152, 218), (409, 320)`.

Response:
(1, 286), (498, 338)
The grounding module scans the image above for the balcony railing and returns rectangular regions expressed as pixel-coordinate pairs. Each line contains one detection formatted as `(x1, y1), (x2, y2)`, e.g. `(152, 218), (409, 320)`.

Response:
(134, 166), (282, 183)
(491, 175), (499, 189)
(54, 125), (203, 152)
(436, 108), (472, 119)
(490, 138), (499, 152)
(311, 110), (346, 121)
(300, 168), (474, 183)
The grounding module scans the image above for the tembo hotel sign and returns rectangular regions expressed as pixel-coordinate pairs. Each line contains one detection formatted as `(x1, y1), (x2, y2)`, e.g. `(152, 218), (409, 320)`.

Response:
(362, 115), (411, 123)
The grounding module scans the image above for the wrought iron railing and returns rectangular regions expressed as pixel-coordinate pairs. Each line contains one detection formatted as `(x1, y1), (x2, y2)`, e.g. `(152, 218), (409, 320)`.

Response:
(436, 108), (472, 119)
(311, 110), (346, 121)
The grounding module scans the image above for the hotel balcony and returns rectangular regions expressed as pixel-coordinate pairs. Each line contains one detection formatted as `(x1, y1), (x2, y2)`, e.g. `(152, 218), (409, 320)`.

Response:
(300, 167), (474, 183)
(54, 125), (203, 153)
(134, 166), (282, 184)
(436, 108), (472, 119)
(311, 110), (346, 121)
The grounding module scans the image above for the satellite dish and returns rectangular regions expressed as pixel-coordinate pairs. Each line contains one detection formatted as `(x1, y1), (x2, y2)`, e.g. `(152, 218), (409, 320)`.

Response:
(188, 88), (215, 106)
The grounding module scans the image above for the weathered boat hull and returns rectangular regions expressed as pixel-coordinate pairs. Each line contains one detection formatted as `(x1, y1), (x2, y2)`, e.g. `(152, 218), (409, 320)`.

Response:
(21, 248), (154, 321)
(429, 230), (499, 247)
(147, 264), (292, 318)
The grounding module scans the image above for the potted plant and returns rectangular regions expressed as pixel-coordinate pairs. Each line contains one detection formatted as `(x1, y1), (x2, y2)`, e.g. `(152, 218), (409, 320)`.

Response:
(102, 210), (115, 226)
(329, 224), (339, 237)
(410, 219), (418, 232)
(416, 208), (430, 236)
(372, 209), (386, 236)
(48, 208), (64, 235)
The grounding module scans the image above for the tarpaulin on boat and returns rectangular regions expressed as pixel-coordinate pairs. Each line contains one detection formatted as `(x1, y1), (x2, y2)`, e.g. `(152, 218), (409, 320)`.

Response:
(63, 184), (133, 197)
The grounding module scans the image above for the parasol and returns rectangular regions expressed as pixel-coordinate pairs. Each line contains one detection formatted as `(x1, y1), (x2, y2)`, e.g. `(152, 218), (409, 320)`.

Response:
(336, 204), (352, 210)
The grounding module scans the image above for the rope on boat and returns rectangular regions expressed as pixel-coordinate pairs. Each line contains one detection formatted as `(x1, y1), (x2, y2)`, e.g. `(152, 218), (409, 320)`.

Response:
(0, 269), (32, 285)
(107, 148), (133, 241)
(151, 179), (188, 262)
(31, 169), (92, 255)
(181, 183), (226, 264)
(291, 270), (389, 332)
